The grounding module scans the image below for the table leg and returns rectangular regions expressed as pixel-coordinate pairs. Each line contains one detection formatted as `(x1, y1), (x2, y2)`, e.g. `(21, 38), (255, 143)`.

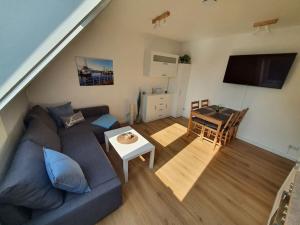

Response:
(149, 148), (155, 169)
(187, 112), (193, 136)
(105, 135), (109, 152)
(123, 160), (129, 183)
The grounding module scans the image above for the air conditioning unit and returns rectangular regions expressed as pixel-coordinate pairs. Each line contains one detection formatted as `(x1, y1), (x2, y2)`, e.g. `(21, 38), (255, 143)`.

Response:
(144, 51), (179, 77)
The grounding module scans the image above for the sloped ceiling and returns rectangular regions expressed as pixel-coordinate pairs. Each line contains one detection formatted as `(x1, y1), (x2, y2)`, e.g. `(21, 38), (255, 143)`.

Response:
(0, 0), (111, 110)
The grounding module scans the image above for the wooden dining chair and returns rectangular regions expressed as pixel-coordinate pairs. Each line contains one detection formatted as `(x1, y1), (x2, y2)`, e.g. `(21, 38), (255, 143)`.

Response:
(189, 101), (206, 136)
(191, 100), (200, 111)
(202, 112), (238, 147)
(190, 116), (206, 136)
(201, 99), (209, 107)
(231, 108), (249, 140)
(218, 112), (239, 145)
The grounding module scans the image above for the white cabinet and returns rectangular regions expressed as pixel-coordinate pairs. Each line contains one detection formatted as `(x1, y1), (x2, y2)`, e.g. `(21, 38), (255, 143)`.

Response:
(170, 64), (191, 118)
(142, 94), (172, 122)
(144, 51), (179, 77)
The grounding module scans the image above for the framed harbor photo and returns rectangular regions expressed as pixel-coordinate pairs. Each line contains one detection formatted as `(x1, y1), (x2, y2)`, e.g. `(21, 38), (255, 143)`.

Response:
(75, 56), (114, 86)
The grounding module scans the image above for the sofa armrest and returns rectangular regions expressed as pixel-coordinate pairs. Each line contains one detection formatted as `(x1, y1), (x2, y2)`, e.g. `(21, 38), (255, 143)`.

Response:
(74, 106), (109, 118)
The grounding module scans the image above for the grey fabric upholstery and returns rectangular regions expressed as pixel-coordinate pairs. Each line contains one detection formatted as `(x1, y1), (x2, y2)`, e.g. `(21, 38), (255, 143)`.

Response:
(24, 105), (57, 132)
(59, 116), (120, 144)
(22, 119), (61, 151)
(192, 116), (206, 125)
(74, 105), (109, 118)
(47, 102), (73, 128)
(61, 131), (118, 187)
(0, 204), (31, 225)
(28, 128), (122, 225)
(0, 140), (63, 210)
(28, 179), (121, 225)
(2, 105), (122, 225)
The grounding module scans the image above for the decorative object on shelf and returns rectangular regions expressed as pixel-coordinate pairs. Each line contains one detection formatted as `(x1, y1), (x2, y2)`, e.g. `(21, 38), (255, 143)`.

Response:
(253, 18), (279, 34)
(75, 56), (114, 86)
(152, 11), (170, 29)
(135, 90), (142, 123)
(179, 54), (191, 64)
(117, 132), (138, 144)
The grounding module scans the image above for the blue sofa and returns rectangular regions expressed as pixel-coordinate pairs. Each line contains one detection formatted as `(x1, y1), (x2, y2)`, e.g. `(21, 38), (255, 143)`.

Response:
(0, 105), (122, 225)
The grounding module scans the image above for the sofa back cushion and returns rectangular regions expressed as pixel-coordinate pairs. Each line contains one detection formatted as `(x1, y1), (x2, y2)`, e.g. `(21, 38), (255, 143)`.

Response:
(74, 105), (109, 119)
(24, 105), (57, 132)
(0, 140), (63, 209)
(47, 102), (74, 128)
(22, 119), (61, 151)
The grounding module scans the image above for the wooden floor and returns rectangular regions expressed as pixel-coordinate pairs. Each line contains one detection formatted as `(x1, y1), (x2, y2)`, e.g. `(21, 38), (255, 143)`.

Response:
(98, 117), (294, 225)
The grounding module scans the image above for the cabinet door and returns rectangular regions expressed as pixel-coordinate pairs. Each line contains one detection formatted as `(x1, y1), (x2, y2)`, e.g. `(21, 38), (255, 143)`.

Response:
(146, 96), (158, 122)
(150, 53), (178, 77)
(151, 61), (169, 77)
(176, 64), (191, 116)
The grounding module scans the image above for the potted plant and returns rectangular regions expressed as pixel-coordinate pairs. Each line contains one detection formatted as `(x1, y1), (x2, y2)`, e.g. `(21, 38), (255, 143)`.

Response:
(179, 54), (191, 64)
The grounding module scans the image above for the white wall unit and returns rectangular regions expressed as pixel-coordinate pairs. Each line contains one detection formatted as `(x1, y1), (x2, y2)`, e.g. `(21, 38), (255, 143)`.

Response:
(144, 51), (179, 77)
(142, 94), (172, 122)
(170, 64), (191, 117)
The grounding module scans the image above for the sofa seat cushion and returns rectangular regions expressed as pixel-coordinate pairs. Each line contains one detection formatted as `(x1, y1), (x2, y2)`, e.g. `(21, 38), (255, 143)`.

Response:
(58, 117), (95, 137)
(22, 119), (61, 151)
(0, 204), (31, 225)
(0, 141), (63, 209)
(59, 117), (119, 144)
(60, 131), (118, 188)
(31, 178), (122, 225)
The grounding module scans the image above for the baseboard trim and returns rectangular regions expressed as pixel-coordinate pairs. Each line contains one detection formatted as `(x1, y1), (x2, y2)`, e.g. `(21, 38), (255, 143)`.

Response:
(237, 135), (296, 161)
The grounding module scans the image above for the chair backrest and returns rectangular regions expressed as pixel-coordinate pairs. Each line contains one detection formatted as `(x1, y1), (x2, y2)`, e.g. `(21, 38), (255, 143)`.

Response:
(234, 108), (249, 127)
(191, 101), (200, 111)
(222, 112), (239, 132)
(201, 99), (209, 107)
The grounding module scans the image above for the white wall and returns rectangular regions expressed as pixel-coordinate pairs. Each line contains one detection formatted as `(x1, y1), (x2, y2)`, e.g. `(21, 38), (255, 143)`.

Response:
(182, 26), (300, 160)
(0, 92), (29, 178)
(26, 0), (181, 122)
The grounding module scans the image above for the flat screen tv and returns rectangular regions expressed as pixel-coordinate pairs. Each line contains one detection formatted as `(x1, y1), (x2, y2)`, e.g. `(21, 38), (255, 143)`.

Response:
(223, 53), (297, 89)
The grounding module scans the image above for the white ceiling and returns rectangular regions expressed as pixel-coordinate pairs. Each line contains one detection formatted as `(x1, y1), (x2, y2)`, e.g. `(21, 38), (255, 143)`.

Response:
(108, 0), (300, 42)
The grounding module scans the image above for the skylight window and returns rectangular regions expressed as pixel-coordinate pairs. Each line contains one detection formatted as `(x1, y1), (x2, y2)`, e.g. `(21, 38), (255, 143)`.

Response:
(0, 0), (110, 109)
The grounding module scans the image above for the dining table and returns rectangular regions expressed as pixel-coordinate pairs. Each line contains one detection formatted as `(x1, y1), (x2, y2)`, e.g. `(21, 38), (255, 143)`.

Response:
(187, 105), (237, 148)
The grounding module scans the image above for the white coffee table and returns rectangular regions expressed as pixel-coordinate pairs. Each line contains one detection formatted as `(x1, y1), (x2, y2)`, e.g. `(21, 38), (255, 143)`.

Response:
(104, 126), (155, 183)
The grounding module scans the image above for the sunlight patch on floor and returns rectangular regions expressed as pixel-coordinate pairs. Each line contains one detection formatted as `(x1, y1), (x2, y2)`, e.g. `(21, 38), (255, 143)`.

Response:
(150, 123), (187, 147)
(155, 139), (219, 201)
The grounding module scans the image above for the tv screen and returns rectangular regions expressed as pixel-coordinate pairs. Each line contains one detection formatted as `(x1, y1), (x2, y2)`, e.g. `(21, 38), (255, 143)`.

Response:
(223, 53), (297, 89)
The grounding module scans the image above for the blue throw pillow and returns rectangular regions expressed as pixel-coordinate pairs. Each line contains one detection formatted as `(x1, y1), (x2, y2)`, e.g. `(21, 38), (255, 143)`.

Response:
(43, 148), (91, 194)
(47, 102), (73, 127)
(92, 114), (117, 129)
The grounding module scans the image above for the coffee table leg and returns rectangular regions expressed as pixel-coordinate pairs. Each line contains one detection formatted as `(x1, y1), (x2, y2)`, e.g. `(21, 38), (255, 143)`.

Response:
(149, 148), (155, 169)
(123, 160), (128, 183)
(105, 135), (109, 152)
